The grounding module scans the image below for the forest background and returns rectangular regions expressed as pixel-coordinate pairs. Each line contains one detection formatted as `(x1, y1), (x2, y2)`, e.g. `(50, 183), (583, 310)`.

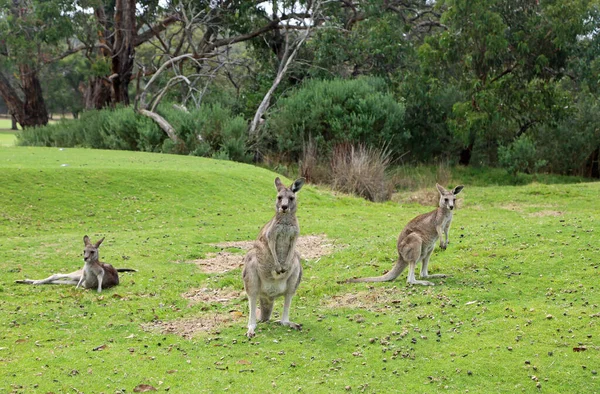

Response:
(1, 0), (600, 198)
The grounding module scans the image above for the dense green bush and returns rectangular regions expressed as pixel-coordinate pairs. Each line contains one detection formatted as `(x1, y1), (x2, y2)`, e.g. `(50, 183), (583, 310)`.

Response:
(264, 77), (408, 160)
(156, 104), (252, 162)
(498, 134), (547, 176)
(17, 104), (253, 163)
(533, 93), (600, 175)
(17, 107), (162, 152)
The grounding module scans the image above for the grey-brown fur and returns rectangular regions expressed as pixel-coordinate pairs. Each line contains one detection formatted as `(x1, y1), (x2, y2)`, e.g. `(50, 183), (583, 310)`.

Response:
(346, 183), (464, 286)
(242, 177), (305, 338)
(16, 235), (133, 292)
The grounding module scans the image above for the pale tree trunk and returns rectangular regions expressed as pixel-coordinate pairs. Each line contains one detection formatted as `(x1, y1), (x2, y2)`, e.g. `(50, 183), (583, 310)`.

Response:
(249, 1), (320, 137)
(248, 30), (310, 137)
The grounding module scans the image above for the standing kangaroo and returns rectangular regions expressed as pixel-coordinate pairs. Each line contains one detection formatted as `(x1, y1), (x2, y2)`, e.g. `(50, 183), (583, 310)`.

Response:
(347, 184), (464, 286)
(242, 177), (305, 338)
(16, 235), (134, 292)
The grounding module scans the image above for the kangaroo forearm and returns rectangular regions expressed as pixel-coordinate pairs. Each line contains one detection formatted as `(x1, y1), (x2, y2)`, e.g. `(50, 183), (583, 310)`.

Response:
(268, 239), (281, 267)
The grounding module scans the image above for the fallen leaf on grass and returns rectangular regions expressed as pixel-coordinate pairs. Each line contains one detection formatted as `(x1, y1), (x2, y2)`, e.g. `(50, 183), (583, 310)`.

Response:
(134, 384), (157, 392)
(92, 344), (106, 351)
(573, 347), (587, 352)
(237, 360), (251, 365)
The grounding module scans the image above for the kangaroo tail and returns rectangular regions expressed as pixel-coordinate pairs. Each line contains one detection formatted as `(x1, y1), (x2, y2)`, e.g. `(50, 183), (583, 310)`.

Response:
(116, 268), (137, 272)
(345, 258), (408, 283)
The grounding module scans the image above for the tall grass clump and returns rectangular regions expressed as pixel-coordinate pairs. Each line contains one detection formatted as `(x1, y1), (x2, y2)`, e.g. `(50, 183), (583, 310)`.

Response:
(265, 77), (408, 160)
(329, 143), (393, 202)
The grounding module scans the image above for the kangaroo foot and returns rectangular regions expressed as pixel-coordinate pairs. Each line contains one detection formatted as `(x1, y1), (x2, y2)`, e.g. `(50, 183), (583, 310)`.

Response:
(408, 279), (435, 286)
(278, 320), (302, 330)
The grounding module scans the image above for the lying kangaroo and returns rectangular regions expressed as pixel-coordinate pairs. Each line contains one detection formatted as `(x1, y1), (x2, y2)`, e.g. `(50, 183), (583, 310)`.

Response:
(347, 183), (464, 286)
(242, 177), (305, 338)
(16, 235), (135, 292)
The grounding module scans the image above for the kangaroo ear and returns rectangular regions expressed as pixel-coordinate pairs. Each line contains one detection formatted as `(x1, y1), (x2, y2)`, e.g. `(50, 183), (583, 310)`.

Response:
(453, 185), (464, 195)
(84, 235), (91, 245)
(291, 178), (305, 193)
(275, 177), (284, 190)
(436, 183), (447, 195)
(94, 237), (105, 248)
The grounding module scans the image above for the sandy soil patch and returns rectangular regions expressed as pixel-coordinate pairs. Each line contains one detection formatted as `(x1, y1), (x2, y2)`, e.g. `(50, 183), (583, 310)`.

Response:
(192, 234), (338, 273)
(142, 311), (244, 339)
(529, 210), (563, 217)
(392, 189), (438, 206)
(322, 287), (410, 312)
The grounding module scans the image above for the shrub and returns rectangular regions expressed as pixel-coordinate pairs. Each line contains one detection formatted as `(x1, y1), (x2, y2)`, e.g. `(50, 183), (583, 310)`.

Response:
(157, 104), (252, 162)
(498, 134), (547, 176)
(265, 77), (408, 160)
(18, 104), (253, 163)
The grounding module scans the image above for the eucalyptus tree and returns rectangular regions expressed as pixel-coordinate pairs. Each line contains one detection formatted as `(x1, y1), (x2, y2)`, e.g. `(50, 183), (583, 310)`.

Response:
(424, 0), (594, 165)
(0, 0), (75, 127)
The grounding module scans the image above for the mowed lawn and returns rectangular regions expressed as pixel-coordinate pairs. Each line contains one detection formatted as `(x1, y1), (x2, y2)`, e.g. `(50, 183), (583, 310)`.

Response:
(0, 147), (598, 393)
(0, 131), (16, 147)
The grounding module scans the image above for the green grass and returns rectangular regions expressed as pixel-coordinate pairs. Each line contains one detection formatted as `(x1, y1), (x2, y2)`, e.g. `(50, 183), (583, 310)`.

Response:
(0, 118), (19, 131)
(0, 131), (17, 146)
(1, 147), (599, 393)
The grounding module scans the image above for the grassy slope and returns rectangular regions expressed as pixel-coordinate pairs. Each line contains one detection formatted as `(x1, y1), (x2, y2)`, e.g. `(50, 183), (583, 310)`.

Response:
(0, 147), (598, 393)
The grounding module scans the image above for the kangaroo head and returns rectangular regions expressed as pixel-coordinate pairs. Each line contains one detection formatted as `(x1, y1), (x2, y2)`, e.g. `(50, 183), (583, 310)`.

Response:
(83, 235), (104, 263)
(436, 183), (464, 211)
(274, 177), (305, 214)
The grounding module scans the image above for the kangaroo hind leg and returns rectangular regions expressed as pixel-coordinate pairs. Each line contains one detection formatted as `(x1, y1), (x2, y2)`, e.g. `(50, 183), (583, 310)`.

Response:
(400, 235), (434, 286)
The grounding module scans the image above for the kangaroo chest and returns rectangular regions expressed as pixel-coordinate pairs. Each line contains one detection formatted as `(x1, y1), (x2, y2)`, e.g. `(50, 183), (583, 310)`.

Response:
(273, 224), (298, 263)
(82, 263), (102, 287)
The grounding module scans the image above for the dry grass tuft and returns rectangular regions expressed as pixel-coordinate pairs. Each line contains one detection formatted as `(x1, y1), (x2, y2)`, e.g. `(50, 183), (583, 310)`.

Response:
(330, 143), (393, 202)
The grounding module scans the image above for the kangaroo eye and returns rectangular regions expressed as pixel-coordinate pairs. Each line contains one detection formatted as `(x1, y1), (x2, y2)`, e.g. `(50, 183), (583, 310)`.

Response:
(444, 198), (449, 202)
(277, 196), (283, 200)
(289, 197), (295, 201)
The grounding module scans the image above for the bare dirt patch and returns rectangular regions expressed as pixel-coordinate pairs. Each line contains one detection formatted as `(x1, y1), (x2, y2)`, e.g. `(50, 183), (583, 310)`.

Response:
(182, 287), (242, 305)
(192, 234), (338, 273)
(142, 311), (244, 339)
(322, 287), (410, 312)
(501, 203), (559, 214)
(529, 210), (563, 217)
(501, 203), (525, 212)
(392, 189), (438, 206)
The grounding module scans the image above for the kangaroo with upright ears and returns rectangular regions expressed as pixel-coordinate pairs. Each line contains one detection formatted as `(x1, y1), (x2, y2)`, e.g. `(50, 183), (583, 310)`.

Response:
(242, 177), (305, 338)
(16, 235), (135, 292)
(347, 183), (464, 286)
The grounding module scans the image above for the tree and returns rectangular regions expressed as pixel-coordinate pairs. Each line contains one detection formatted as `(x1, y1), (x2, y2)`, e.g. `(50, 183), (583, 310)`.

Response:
(0, 0), (74, 127)
(424, 0), (592, 165)
(66, 0), (179, 109)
